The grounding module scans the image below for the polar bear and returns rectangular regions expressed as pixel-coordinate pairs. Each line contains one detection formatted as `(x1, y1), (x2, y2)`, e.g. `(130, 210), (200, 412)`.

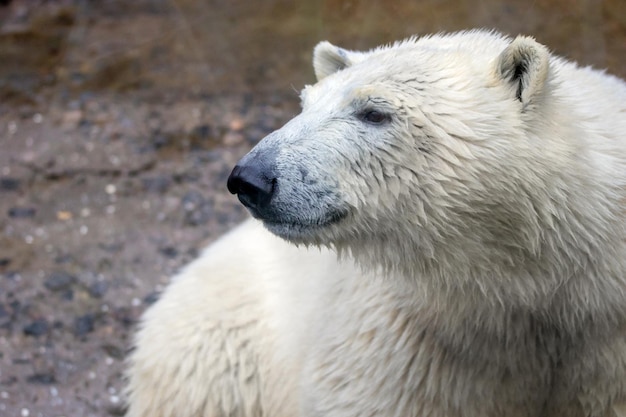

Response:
(126, 30), (626, 417)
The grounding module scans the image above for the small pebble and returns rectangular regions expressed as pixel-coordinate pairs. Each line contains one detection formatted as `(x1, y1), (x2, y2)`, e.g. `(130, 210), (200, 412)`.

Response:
(158, 246), (178, 259)
(8, 121), (17, 135)
(89, 281), (108, 299)
(8, 207), (36, 218)
(105, 184), (116, 195)
(54, 254), (73, 264)
(98, 242), (123, 253)
(26, 373), (56, 385)
(23, 319), (49, 337)
(60, 289), (74, 301)
(101, 343), (124, 359)
(44, 272), (76, 292)
(0, 177), (20, 191)
(143, 292), (160, 305)
(191, 124), (211, 139)
(56, 211), (73, 221)
(229, 118), (245, 131)
(142, 176), (171, 193)
(21, 408), (29, 416)
(74, 314), (95, 336)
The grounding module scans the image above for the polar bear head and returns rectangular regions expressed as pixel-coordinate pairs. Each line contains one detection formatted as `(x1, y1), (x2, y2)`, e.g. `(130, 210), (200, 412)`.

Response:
(227, 31), (610, 288)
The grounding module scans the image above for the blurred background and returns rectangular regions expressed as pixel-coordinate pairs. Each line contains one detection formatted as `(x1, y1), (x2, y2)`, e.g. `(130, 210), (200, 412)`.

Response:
(0, 1), (624, 416)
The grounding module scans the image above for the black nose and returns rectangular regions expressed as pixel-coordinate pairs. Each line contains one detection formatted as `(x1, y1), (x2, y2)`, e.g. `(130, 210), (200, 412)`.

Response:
(227, 164), (276, 211)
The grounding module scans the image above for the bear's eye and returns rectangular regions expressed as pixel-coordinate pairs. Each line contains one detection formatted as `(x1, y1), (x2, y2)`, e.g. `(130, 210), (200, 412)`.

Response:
(359, 110), (391, 125)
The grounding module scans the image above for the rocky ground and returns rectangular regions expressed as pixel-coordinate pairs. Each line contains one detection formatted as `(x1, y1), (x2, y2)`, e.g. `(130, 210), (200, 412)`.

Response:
(0, 2), (303, 416)
(0, 91), (292, 416)
(0, 1), (624, 416)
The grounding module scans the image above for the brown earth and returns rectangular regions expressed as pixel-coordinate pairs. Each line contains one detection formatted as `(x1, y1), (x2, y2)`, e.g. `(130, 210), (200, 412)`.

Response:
(0, 1), (625, 416)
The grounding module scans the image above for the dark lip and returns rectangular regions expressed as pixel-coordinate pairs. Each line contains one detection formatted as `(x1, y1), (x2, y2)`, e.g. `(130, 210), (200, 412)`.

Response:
(261, 209), (348, 234)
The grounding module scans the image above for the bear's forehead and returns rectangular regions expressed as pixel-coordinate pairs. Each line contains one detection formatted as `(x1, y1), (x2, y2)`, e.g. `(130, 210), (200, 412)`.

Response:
(301, 31), (513, 110)
(302, 61), (478, 109)
(302, 56), (420, 107)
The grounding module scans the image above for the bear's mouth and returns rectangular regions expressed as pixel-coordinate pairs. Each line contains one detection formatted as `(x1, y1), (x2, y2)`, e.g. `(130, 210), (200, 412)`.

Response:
(260, 209), (348, 240)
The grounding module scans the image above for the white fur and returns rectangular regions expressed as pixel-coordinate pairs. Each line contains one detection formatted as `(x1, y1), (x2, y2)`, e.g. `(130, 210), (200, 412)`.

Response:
(127, 30), (626, 417)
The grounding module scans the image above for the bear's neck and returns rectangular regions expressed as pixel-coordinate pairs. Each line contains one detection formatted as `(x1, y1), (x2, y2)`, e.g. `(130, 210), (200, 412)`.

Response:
(344, 229), (626, 338)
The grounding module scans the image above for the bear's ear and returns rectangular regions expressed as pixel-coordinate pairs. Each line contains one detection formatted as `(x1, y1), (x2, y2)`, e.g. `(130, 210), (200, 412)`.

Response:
(313, 41), (362, 81)
(496, 36), (550, 106)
